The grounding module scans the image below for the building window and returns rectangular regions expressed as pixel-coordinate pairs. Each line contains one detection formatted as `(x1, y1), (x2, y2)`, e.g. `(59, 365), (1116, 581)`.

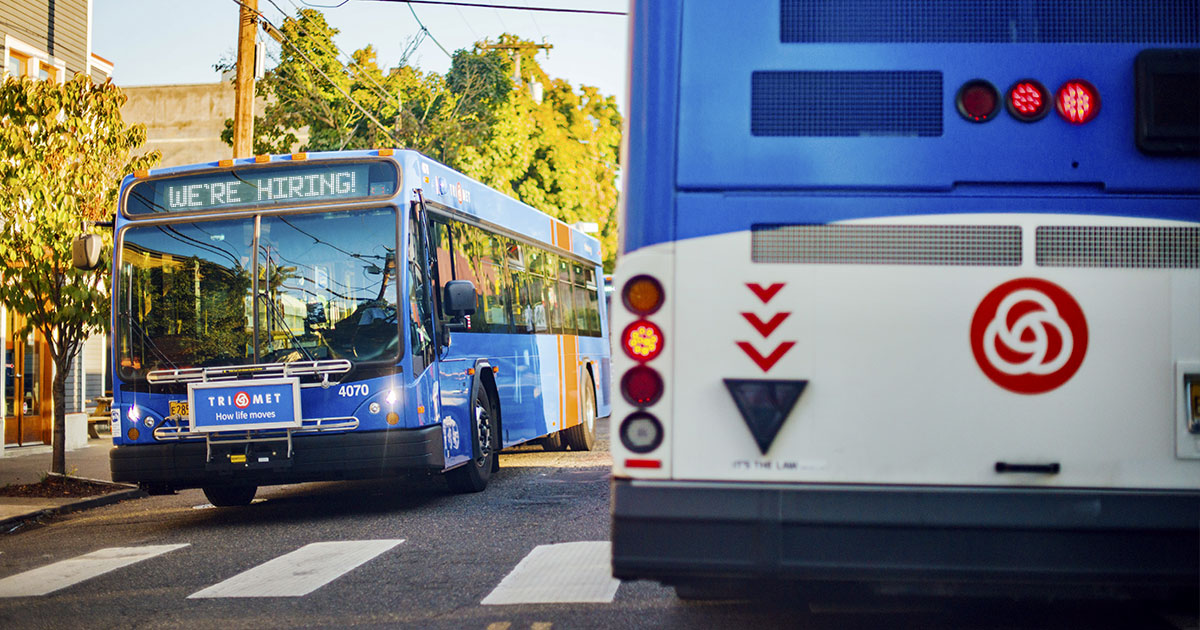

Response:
(4, 36), (65, 83)
(5, 50), (30, 78)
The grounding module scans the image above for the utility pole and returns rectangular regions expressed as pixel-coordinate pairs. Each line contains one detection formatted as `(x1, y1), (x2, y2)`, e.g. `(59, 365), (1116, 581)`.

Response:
(232, 0), (258, 158)
(477, 41), (553, 83)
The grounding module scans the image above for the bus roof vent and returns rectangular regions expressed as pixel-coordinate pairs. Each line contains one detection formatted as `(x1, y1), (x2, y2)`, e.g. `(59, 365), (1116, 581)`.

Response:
(781, 0), (1200, 44)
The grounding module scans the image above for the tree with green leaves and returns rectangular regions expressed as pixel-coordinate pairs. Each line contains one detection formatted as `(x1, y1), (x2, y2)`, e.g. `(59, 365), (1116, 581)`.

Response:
(227, 10), (622, 269)
(0, 74), (159, 474)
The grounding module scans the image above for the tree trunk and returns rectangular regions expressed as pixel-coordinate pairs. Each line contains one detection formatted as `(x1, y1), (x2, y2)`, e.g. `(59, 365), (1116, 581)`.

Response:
(51, 357), (69, 475)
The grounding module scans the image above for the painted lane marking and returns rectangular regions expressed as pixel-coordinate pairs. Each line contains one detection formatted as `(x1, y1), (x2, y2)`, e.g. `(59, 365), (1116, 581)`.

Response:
(482, 541), (619, 605)
(188, 539), (403, 598)
(0, 544), (189, 597)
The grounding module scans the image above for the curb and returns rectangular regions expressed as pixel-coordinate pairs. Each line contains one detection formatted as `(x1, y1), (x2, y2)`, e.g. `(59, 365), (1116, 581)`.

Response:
(1, 487), (147, 533)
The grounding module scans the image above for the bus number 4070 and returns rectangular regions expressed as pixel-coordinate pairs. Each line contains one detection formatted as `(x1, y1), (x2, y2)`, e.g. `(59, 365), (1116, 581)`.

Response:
(338, 384), (369, 397)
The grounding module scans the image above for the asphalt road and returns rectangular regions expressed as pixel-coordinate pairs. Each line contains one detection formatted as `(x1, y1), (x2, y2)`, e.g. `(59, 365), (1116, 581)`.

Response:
(0, 419), (1194, 630)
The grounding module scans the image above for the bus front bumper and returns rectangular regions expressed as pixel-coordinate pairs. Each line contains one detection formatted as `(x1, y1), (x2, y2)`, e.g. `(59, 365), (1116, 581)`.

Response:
(611, 478), (1200, 599)
(111, 426), (444, 490)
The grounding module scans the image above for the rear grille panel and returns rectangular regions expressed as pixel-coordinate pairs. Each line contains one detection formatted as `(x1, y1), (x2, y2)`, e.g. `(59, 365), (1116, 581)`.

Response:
(751, 71), (943, 138)
(780, 0), (1200, 43)
(752, 225), (1022, 266)
(1036, 226), (1200, 268)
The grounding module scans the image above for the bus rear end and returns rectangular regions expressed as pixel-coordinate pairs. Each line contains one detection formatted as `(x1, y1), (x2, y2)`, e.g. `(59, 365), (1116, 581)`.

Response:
(611, 0), (1200, 601)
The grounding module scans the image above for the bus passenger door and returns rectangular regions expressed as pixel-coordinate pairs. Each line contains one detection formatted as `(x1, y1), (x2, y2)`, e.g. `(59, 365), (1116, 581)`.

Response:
(413, 203), (474, 468)
(406, 202), (443, 446)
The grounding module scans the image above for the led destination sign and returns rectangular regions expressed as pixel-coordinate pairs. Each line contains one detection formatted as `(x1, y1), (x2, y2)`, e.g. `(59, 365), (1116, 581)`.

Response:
(125, 161), (398, 215)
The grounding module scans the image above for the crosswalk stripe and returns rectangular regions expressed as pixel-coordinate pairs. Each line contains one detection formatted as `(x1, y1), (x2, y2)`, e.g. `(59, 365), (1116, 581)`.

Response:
(188, 539), (404, 598)
(481, 541), (619, 605)
(0, 544), (190, 598)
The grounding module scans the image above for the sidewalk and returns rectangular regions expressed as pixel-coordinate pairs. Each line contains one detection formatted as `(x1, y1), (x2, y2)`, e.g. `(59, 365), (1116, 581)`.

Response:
(0, 435), (143, 529)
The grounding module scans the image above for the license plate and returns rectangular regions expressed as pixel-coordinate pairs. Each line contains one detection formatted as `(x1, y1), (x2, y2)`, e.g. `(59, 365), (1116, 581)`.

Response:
(169, 400), (190, 418)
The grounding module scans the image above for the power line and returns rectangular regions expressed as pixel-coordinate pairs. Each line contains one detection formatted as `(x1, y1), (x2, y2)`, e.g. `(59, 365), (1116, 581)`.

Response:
(360, 0), (626, 16)
(405, 4), (454, 58)
(229, 0), (400, 146)
(276, 0), (409, 109)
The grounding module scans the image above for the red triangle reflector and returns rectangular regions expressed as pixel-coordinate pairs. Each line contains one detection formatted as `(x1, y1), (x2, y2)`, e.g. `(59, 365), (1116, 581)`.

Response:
(723, 379), (807, 455)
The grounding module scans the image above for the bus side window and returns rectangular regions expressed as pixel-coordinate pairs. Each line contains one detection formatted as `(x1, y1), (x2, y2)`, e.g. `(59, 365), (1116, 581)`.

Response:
(484, 234), (512, 333)
(542, 252), (563, 334)
(527, 248), (549, 333)
(506, 240), (533, 334)
(572, 263), (589, 334)
(430, 217), (454, 305)
(558, 258), (577, 335)
(449, 222), (484, 332)
(448, 221), (512, 333)
(582, 266), (600, 337)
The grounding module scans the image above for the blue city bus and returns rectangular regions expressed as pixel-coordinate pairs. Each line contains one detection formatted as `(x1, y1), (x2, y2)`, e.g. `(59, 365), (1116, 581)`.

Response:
(104, 149), (610, 505)
(611, 0), (1199, 603)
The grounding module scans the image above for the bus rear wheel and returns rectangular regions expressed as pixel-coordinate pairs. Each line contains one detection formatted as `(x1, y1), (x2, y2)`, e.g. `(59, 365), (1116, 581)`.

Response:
(541, 431), (567, 451)
(446, 386), (497, 493)
(563, 376), (597, 451)
(202, 484), (257, 507)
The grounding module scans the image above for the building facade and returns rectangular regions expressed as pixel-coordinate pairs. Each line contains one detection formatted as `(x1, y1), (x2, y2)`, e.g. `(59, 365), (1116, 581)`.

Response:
(2, 0), (110, 446)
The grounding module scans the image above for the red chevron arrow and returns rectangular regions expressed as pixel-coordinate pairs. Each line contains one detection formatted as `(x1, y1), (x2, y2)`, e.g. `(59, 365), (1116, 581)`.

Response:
(741, 312), (791, 338)
(746, 282), (784, 304)
(737, 341), (796, 373)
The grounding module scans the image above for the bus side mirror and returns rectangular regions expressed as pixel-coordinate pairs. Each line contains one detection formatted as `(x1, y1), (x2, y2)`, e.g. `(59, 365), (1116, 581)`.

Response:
(444, 280), (477, 317)
(72, 233), (104, 271)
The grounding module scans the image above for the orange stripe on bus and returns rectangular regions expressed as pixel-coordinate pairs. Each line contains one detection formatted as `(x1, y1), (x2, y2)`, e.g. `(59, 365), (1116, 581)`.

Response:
(555, 222), (572, 252)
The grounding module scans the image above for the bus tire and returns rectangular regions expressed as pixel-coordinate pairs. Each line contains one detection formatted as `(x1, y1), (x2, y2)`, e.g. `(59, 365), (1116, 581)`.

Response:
(202, 484), (257, 507)
(563, 375), (597, 451)
(541, 431), (567, 451)
(446, 386), (496, 493)
(139, 483), (175, 496)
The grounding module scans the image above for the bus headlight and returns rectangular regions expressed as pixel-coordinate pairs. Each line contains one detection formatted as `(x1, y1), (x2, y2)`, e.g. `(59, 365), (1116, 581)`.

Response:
(620, 412), (663, 454)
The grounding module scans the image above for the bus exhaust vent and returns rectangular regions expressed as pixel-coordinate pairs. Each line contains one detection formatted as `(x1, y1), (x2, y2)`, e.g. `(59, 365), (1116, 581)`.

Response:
(751, 71), (942, 137)
(752, 225), (1022, 266)
(781, 0), (1200, 44)
(1036, 226), (1200, 268)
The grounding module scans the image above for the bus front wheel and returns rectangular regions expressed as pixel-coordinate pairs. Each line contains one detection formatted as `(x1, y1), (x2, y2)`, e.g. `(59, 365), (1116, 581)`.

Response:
(202, 484), (257, 507)
(446, 386), (497, 493)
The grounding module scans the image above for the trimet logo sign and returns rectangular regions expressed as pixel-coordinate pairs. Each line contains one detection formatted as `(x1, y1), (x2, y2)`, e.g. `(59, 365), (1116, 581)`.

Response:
(970, 278), (1088, 395)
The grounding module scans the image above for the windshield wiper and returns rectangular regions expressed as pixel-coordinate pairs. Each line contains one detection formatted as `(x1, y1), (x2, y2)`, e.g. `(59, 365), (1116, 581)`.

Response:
(127, 318), (179, 370)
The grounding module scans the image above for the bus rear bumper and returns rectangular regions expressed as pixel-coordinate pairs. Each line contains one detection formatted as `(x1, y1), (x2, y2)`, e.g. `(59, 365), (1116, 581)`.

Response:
(111, 426), (445, 490)
(611, 478), (1200, 599)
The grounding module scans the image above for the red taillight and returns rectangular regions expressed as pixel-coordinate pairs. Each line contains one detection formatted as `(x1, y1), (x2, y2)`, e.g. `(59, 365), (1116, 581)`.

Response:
(621, 365), (664, 406)
(1056, 80), (1100, 124)
(956, 79), (1000, 123)
(1006, 80), (1050, 122)
(622, 320), (663, 362)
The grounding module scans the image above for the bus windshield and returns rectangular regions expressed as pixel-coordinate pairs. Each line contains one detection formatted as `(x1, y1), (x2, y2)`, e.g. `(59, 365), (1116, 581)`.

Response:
(117, 207), (399, 380)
